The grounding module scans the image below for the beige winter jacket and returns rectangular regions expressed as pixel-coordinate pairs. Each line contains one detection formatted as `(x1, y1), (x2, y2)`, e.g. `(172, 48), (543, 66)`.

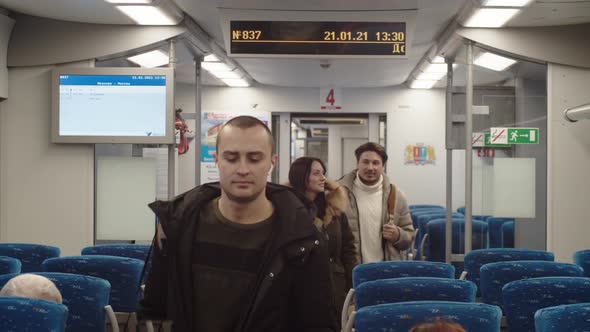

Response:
(338, 171), (414, 262)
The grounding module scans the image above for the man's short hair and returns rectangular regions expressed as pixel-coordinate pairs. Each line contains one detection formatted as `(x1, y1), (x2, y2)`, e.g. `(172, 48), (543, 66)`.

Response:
(0, 274), (62, 304)
(354, 142), (388, 164)
(215, 115), (275, 153)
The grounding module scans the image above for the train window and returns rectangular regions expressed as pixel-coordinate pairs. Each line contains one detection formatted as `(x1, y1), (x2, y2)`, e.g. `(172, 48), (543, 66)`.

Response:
(453, 45), (547, 250)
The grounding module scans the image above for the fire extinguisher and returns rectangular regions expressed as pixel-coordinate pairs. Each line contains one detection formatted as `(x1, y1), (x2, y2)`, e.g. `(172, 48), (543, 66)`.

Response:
(175, 108), (191, 155)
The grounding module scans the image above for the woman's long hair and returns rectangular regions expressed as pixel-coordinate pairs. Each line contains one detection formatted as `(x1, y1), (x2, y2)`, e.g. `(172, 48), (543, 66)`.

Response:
(288, 157), (327, 219)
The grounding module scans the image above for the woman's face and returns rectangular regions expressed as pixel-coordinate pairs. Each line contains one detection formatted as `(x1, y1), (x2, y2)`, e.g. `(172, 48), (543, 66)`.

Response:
(306, 161), (326, 195)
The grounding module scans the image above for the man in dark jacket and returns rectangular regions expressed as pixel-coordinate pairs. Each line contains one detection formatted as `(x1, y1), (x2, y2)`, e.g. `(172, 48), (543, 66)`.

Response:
(138, 115), (337, 332)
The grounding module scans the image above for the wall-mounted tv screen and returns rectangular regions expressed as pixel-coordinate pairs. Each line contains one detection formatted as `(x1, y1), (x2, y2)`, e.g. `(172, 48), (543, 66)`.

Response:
(51, 67), (174, 144)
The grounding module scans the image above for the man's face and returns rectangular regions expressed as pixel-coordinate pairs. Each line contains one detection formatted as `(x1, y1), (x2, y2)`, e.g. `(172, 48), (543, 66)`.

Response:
(357, 151), (384, 186)
(214, 125), (276, 204)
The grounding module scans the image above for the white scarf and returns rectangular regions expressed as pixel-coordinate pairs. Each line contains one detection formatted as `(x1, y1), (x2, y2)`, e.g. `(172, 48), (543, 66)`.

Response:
(353, 172), (384, 263)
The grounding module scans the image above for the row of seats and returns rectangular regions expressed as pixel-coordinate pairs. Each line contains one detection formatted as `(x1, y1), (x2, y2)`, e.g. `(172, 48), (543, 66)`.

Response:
(408, 205), (515, 279)
(409, 205), (515, 254)
(5, 288), (581, 332)
(0, 243), (151, 273)
(0, 243), (152, 332)
(5, 243), (590, 331)
(0, 296), (70, 331)
(465, 248), (555, 297)
(350, 301), (501, 332)
(0, 243), (61, 273)
(348, 278), (590, 332)
(343, 249), (590, 332)
(0, 272), (113, 332)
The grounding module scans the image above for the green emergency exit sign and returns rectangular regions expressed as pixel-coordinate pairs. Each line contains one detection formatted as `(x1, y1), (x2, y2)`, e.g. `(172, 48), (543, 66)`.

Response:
(507, 128), (539, 144)
(490, 127), (539, 145)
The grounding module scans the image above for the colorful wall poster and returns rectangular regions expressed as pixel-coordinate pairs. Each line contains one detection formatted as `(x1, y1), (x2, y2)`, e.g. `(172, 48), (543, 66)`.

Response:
(200, 110), (271, 183)
(404, 143), (436, 166)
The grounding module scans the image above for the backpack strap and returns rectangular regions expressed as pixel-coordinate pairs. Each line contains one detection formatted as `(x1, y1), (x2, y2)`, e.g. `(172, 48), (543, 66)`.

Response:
(384, 184), (401, 259)
(387, 184), (397, 216)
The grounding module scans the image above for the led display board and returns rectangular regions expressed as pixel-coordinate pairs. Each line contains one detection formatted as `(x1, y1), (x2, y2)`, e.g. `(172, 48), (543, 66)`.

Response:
(230, 21), (407, 56)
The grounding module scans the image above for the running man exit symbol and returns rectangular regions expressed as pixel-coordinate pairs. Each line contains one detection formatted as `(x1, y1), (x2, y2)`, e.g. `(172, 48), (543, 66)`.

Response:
(490, 127), (539, 145)
(507, 128), (539, 144)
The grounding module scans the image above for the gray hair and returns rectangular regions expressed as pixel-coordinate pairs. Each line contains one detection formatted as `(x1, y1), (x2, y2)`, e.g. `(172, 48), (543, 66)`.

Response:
(0, 274), (62, 304)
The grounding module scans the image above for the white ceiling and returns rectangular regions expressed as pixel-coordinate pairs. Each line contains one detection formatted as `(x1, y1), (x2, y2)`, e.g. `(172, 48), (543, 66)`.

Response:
(0, 0), (589, 87)
(176, 0), (466, 87)
(507, 0), (590, 27)
(0, 0), (137, 24)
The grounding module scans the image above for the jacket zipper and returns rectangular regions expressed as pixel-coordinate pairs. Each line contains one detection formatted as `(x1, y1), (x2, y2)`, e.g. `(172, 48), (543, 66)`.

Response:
(349, 190), (364, 263)
(233, 227), (281, 332)
(381, 184), (391, 260)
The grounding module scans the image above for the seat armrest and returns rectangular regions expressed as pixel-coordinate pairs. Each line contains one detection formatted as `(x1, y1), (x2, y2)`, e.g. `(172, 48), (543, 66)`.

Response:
(341, 288), (355, 328)
(105, 305), (119, 332)
(459, 271), (467, 280)
(419, 233), (429, 261)
(343, 311), (356, 332)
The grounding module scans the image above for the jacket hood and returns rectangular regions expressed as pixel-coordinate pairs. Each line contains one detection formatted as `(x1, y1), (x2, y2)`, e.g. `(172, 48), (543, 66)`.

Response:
(338, 170), (357, 190)
(323, 178), (348, 222)
(149, 182), (316, 248)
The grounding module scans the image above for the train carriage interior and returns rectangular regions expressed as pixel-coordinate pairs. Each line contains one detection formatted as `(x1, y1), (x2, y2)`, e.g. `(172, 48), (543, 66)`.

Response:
(0, 0), (589, 331)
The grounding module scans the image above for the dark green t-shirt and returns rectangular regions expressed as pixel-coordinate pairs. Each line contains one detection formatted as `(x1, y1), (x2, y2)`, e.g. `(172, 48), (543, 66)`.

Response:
(192, 198), (274, 332)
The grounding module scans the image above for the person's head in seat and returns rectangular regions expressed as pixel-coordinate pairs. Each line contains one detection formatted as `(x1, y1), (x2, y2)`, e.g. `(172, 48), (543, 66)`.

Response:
(0, 274), (62, 304)
(408, 318), (467, 332)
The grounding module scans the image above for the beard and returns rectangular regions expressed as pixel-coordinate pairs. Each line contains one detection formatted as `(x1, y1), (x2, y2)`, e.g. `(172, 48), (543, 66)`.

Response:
(224, 186), (265, 204)
(359, 172), (379, 185)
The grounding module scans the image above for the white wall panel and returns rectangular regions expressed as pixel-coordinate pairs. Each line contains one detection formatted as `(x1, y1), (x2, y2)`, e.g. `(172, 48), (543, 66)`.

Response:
(547, 63), (590, 262)
(96, 157), (156, 241)
(0, 65), (94, 255)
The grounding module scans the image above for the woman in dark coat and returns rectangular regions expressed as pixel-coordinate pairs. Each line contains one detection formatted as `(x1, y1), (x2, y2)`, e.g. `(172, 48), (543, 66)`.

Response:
(288, 157), (358, 325)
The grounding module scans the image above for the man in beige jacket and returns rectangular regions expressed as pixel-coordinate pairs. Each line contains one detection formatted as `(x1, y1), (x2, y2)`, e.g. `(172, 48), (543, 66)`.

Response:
(338, 142), (414, 263)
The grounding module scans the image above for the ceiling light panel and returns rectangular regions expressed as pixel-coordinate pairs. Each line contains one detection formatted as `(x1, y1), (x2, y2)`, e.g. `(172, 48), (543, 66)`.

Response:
(127, 50), (169, 68)
(116, 5), (178, 25)
(210, 71), (242, 79)
(484, 0), (533, 7)
(221, 78), (250, 87)
(201, 62), (233, 72)
(474, 52), (517, 71)
(432, 56), (446, 64)
(204, 54), (220, 62)
(464, 8), (519, 27)
(416, 72), (446, 80)
(423, 63), (448, 73)
(410, 80), (438, 89)
(106, 0), (152, 3)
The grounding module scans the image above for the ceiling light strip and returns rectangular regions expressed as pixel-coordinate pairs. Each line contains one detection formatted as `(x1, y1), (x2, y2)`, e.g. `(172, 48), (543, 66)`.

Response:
(464, 8), (520, 28)
(106, 0), (152, 3)
(116, 5), (179, 25)
(410, 80), (438, 89)
(127, 50), (169, 68)
(484, 0), (533, 7)
(474, 52), (517, 71)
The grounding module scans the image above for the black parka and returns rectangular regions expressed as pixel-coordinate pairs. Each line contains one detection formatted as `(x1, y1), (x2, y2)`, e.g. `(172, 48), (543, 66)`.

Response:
(138, 183), (338, 332)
